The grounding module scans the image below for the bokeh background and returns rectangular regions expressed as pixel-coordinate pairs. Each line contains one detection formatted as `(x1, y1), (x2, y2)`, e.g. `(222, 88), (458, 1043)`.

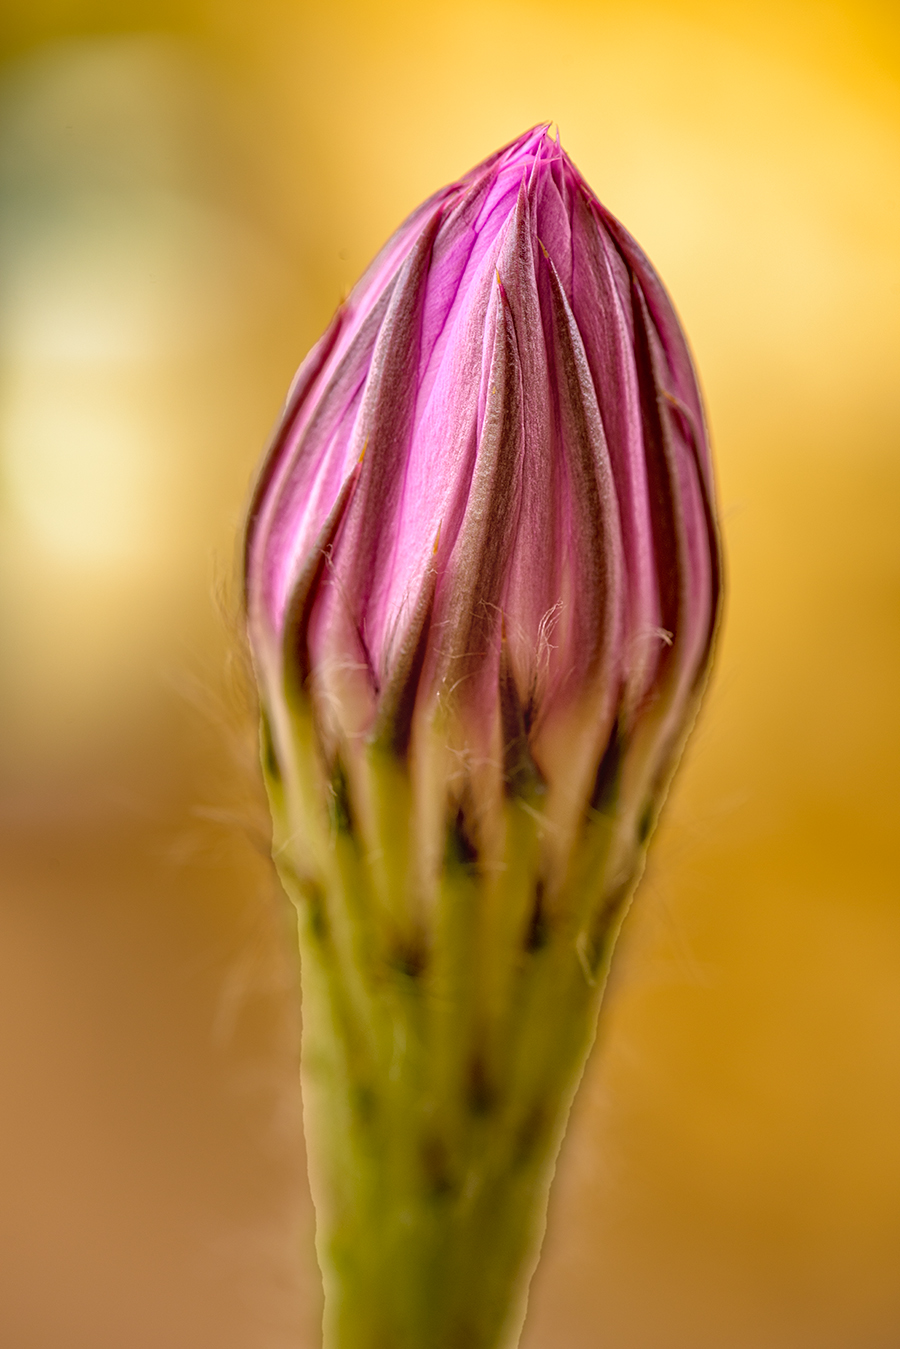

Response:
(1, 1), (898, 1346)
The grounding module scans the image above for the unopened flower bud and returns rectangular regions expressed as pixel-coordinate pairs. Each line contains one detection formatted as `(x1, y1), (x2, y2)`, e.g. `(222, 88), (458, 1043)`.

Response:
(245, 125), (721, 1349)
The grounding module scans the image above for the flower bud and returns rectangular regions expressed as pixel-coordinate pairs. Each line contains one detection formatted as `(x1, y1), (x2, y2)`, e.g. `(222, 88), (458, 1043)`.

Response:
(245, 125), (720, 1349)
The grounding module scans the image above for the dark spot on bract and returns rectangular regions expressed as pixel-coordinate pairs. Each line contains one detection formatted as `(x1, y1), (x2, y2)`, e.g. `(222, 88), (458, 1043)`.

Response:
(301, 880), (328, 943)
(524, 880), (548, 952)
(467, 1052), (494, 1115)
(420, 1132), (454, 1197)
(499, 655), (544, 798)
(353, 1083), (377, 1124)
(330, 758), (354, 835)
(390, 936), (427, 979)
(515, 1103), (548, 1164)
(638, 801), (654, 843)
(590, 720), (622, 812)
(261, 713), (281, 783)
(586, 877), (632, 974)
(446, 805), (478, 868)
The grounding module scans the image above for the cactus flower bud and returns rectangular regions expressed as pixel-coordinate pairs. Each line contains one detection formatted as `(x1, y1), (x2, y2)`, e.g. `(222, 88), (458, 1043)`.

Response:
(245, 125), (720, 1349)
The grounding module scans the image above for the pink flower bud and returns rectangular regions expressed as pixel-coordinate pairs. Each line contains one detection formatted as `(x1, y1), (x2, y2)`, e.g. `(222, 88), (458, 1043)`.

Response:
(246, 124), (719, 866)
(244, 125), (721, 1349)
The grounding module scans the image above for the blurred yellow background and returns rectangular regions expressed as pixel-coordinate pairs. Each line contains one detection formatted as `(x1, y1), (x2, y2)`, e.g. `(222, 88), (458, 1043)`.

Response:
(1, 1), (898, 1345)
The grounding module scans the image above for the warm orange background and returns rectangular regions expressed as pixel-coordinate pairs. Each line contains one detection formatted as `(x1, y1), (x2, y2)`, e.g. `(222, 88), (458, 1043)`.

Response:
(1, 2), (899, 1346)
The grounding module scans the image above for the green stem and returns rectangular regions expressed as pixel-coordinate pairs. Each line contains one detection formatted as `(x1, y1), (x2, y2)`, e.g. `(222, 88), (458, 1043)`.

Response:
(278, 793), (637, 1349)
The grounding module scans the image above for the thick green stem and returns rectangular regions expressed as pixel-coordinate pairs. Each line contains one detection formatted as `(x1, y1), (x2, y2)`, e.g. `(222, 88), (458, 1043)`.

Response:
(277, 792), (637, 1349)
(259, 686), (660, 1349)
